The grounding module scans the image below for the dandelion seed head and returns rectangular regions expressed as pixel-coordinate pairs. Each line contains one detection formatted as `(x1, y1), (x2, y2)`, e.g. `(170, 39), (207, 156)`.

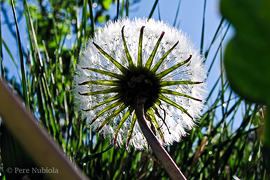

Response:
(73, 18), (206, 149)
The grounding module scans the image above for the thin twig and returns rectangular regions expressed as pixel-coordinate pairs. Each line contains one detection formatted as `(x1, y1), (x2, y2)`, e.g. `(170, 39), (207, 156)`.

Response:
(187, 136), (208, 178)
(135, 103), (186, 180)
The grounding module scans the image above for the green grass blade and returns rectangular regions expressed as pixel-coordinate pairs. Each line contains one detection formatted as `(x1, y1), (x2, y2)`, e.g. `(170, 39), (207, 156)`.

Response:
(205, 76), (220, 105)
(220, 44), (225, 117)
(48, 0), (59, 46)
(121, 26), (134, 68)
(206, 23), (230, 73)
(158, 94), (192, 119)
(145, 31), (165, 69)
(160, 89), (202, 102)
(78, 87), (119, 96)
(116, 0), (120, 19)
(23, 0), (43, 67)
(151, 41), (179, 73)
(93, 42), (128, 74)
(160, 81), (203, 87)
(200, 0), (207, 55)
(82, 67), (123, 79)
(11, 0), (29, 108)
(173, 0), (181, 27)
(114, 109), (132, 145)
(156, 55), (191, 79)
(204, 17), (225, 59)
(125, 0), (129, 17)
(78, 80), (120, 86)
(2, 40), (19, 76)
(83, 0), (87, 40)
(90, 100), (122, 124)
(39, 76), (58, 137)
(88, 0), (95, 38)
(120, 1), (124, 18)
(148, 0), (159, 19)
(158, 3), (161, 21)
(96, 104), (127, 132)
(79, 144), (114, 163)
(137, 26), (145, 68)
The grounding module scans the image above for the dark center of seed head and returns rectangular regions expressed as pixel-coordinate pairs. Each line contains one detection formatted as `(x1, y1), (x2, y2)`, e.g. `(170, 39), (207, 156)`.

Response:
(120, 68), (160, 110)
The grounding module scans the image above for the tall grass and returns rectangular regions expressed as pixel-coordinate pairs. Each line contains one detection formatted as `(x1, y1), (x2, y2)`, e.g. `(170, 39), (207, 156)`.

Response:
(0, 0), (266, 179)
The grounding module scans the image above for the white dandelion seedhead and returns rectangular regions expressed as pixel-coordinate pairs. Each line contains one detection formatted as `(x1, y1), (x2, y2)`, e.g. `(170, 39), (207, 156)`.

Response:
(73, 18), (206, 150)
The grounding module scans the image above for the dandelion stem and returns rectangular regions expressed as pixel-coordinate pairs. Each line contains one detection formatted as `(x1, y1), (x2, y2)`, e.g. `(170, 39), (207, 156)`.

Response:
(135, 103), (187, 180)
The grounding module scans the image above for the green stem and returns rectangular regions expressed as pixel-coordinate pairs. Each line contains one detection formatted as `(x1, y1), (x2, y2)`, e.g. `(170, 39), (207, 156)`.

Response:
(135, 104), (186, 180)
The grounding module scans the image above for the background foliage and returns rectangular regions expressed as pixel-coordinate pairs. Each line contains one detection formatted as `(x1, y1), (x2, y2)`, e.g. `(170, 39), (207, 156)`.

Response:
(0, 0), (267, 179)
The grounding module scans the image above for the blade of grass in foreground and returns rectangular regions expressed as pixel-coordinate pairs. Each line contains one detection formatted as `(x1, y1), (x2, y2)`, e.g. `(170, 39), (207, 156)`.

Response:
(11, 0), (29, 108)
(0, 78), (88, 180)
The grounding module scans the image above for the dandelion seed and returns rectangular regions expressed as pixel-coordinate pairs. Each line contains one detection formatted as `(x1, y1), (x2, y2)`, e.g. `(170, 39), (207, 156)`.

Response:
(73, 18), (206, 150)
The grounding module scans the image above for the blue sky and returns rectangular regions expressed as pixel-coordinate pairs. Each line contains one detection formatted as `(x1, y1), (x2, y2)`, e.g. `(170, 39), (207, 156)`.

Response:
(105, 0), (234, 93)
(107, 2), (235, 104)
(2, 0), (232, 81)
(2, 0), (241, 128)
(112, 0), (240, 129)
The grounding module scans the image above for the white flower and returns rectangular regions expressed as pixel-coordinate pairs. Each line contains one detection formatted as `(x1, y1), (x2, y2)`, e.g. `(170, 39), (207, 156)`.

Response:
(73, 18), (206, 150)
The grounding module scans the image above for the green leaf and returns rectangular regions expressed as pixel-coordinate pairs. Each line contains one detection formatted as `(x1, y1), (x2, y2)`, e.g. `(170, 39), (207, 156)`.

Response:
(220, 0), (270, 103)
(98, 15), (106, 23)
(102, 0), (112, 10)
(220, 0), (270, 168)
